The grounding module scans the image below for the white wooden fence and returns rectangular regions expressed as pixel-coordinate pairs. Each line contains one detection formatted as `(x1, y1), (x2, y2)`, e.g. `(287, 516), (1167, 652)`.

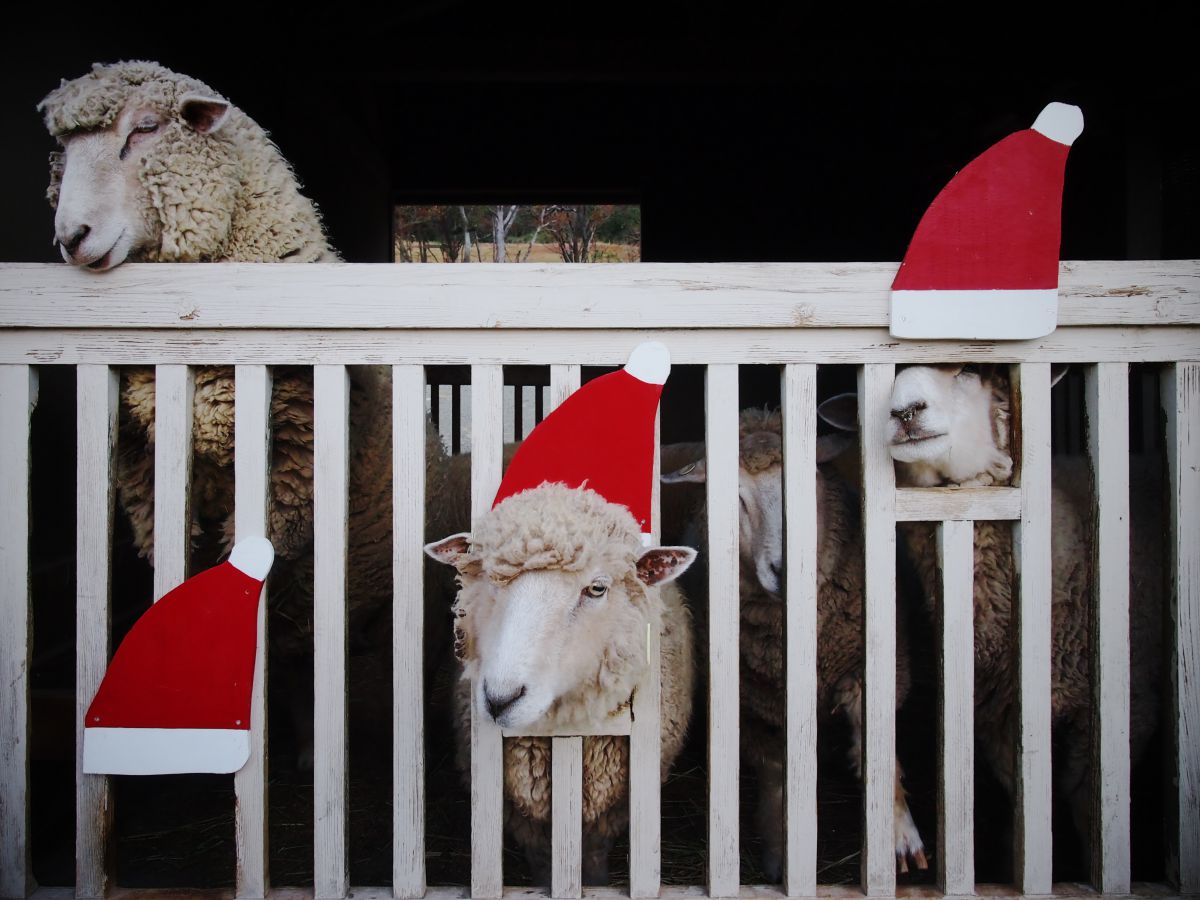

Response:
(0, 261), (1197, 900)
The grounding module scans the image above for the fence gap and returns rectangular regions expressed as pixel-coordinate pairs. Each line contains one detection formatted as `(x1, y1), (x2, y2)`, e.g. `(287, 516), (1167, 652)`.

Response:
(234, 365), (272, 898)
(314, 364), (349, 899)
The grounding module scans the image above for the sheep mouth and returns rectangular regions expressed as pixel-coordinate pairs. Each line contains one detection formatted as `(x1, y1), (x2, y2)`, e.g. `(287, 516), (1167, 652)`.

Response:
(890, 432), (946, 447)
(81, 232), (126, 272)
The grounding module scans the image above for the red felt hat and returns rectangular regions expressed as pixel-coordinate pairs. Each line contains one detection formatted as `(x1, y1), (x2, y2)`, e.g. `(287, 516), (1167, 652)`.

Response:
(890, 102), (1084, 339)
(83, 538), (273, 775)
(493, 341), (669, 541)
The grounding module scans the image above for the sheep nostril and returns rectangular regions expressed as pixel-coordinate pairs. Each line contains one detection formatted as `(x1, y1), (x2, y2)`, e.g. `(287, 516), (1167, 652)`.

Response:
(484, 683), (527, 720)
(770, 560), (783, 580)
(61, 224), (91, 255)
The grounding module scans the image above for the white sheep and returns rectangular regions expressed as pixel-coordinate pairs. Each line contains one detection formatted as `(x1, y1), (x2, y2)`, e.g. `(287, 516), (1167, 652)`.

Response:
(39, 61), (456, 766)
(662, 408), (928, 879)
(425, 483), (696, 884)
(821, 364), (1165, 858)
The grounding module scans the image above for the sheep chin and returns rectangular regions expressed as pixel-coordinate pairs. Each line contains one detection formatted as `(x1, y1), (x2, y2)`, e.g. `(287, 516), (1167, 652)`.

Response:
(888, 433), (950, 463)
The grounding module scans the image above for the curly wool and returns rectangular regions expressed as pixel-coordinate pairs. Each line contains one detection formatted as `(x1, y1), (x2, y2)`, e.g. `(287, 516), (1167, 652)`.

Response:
(39, 60), (336, 264)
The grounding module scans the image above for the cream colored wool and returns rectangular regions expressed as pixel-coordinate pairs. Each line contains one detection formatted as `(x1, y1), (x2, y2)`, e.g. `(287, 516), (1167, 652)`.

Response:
(445, 484), (695, 880)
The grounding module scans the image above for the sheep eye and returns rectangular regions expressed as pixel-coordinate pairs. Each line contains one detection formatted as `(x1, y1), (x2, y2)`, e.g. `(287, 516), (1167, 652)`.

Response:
(119, 121), (160, 160)
(583, 580), (608, 599)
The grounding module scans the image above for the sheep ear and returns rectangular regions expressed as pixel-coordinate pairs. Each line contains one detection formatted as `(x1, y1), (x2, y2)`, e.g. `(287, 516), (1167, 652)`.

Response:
(1050, 364), (1071, 388)
(817, 393), (859, 432)
(816, 433), (855, 464)
(662, 458), (707, 484)
(180, 94), (231, 135)
(424, 533), (472, 568)
(636, 546), (697, 586)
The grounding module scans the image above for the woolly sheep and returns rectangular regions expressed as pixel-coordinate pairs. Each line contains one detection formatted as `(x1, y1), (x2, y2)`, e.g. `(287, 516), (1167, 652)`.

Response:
(822, 364), (1165, 857)
(39, 61), (456, 764)
(425, 483), (696, 884)
(662, 408), (927, 879)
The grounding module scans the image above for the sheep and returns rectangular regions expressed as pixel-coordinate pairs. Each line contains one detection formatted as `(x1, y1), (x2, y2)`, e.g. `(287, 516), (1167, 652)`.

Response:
(820, 364), (1165, 861)
(661, 408), (928, 880)
(424, 482), (696, 884)
(39, 61), (457, 765)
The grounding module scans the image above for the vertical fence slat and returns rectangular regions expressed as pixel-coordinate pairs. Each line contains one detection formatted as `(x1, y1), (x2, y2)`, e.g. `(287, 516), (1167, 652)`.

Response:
(706, 363), (740, 898)
(1164, 361), (1200, 893)
(857, 363), (897, 896)
(550, 364), (581, 411)
(153, 365), (193, 601)
(314, 364), (348, 899)
(630, 386), (663, 900)
(470, 364), (504, 899)
(234, 365), (271, 898)
(1086, 362), (1131, 893)
(394, 365), (427, 898)
(76, 365), (118, 899)
(937, 519), (975, 894)
(782, 363), (817, 897)
(0, 366), (34, 900)
(551, 737), (583, 899)
(1014, 362), (1054, 894)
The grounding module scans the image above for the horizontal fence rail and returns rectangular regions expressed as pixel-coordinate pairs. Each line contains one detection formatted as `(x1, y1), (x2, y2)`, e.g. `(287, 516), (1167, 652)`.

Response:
(0, 261), (1197, 900)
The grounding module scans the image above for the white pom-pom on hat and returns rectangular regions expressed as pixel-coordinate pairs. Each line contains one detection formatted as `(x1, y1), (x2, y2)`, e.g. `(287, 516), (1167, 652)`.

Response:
(229, 537), (274, 581)
(1032, 102), (1084, 146)
(623, 341), (671, 385)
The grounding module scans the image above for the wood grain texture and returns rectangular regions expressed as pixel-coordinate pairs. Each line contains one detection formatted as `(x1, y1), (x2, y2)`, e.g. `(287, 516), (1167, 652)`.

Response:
(393, 365), (427, 898)
(234, 365), (272, 898)
(0, 261), (1194, 328)
(470, 364), (505, 900)
(705, 364), (740, 898)
(75, 365), (118, 899)
(782, 364), (817, 898)
(1163, 362), (1200, 893)
(1013, 363), (1054, 895)
(551, 737), (583, 899)
(153, 364), (193, 601)
(313, 365), (349, 899)
(0, 366), (34, 900)
(6, 326), (1200, 368)
(937, 520), (975, 895)
(549, 364), (582, 410)
(894, 487), (1021, 522)
(857, 364), (897, 897)
(1085, 363), (1131, 894)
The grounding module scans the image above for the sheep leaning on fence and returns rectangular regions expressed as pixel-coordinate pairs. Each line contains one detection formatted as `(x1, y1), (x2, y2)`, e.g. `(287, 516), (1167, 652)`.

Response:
(39, 61), (457, 764)
(425, 483), (697, 884)
(821, 364), (1165, 853)
(662, 408), (927, 879)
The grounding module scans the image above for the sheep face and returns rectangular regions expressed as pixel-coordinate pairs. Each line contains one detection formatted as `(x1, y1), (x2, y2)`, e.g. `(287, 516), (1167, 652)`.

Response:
(425, 484), (695, 731)
(49, 94), (231, 271)
(887, 365), (1013, 487)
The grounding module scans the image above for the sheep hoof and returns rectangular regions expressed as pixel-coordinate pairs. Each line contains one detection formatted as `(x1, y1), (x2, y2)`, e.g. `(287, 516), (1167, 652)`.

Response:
(894, 805), (928, 874)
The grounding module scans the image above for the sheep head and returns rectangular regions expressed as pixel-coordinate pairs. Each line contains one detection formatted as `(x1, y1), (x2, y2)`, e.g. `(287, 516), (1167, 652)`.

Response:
(661, 409), (854, 598)
(424, 483), (694, 730)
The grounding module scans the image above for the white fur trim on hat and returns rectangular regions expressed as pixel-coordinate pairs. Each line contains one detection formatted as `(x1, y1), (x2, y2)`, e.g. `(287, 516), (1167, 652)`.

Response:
(84, 726), (251, 774)
(891, 289), (1058, 339)
(1032, 102), (1084, 146)
(624, 341), (671, 385)
(229, 537), (274, 581)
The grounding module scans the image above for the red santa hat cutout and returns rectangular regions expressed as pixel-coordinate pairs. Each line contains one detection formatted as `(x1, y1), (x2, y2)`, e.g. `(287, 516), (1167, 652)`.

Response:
(493, 341), (669, 543)
(890, 102), (1084, 340)
(83, 537), (274, 775)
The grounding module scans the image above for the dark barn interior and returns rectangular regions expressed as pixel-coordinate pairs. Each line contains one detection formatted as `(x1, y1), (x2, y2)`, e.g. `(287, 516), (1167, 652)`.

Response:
(1, 7), (1196, 893)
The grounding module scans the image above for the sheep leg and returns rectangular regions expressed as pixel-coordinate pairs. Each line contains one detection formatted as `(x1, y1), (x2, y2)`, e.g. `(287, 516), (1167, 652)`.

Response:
(507, 812), (552, 886)
(754, 754), (785, 882)
(581, 826), (615, 885)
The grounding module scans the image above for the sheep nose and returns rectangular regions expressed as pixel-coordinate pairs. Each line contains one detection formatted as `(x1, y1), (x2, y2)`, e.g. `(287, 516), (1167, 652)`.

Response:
(58, 224), (91, 255)
(892, 403), (920, 425)
(484, 683), (526, 721)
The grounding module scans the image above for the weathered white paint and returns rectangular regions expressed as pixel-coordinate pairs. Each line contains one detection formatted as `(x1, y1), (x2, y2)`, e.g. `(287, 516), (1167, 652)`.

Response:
(781, 363), (817, 898)
(0, 366), (33, 900)
(1014, 363), (1054, 894)
(1, 261), (1195, 328)
(895, 486), (1021, 522)
(706, 364), (740, 898)
(550, 364), (582, 410)
(235, 364), (271, 899)
(1085, 362), (1131, 894)
(393, 365), (428, 899)
(1163, 362), (1200, 893)
(857, 364), (897, 896)
(551, 737), (583, 899)
(314, 365), (349, 899)
(937, 520), (975, 894)
(153, 364), (193, 600)
(75, 364), (118, 899)
(471, 364), (505, 900)
(7, 326), (1200, 367)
